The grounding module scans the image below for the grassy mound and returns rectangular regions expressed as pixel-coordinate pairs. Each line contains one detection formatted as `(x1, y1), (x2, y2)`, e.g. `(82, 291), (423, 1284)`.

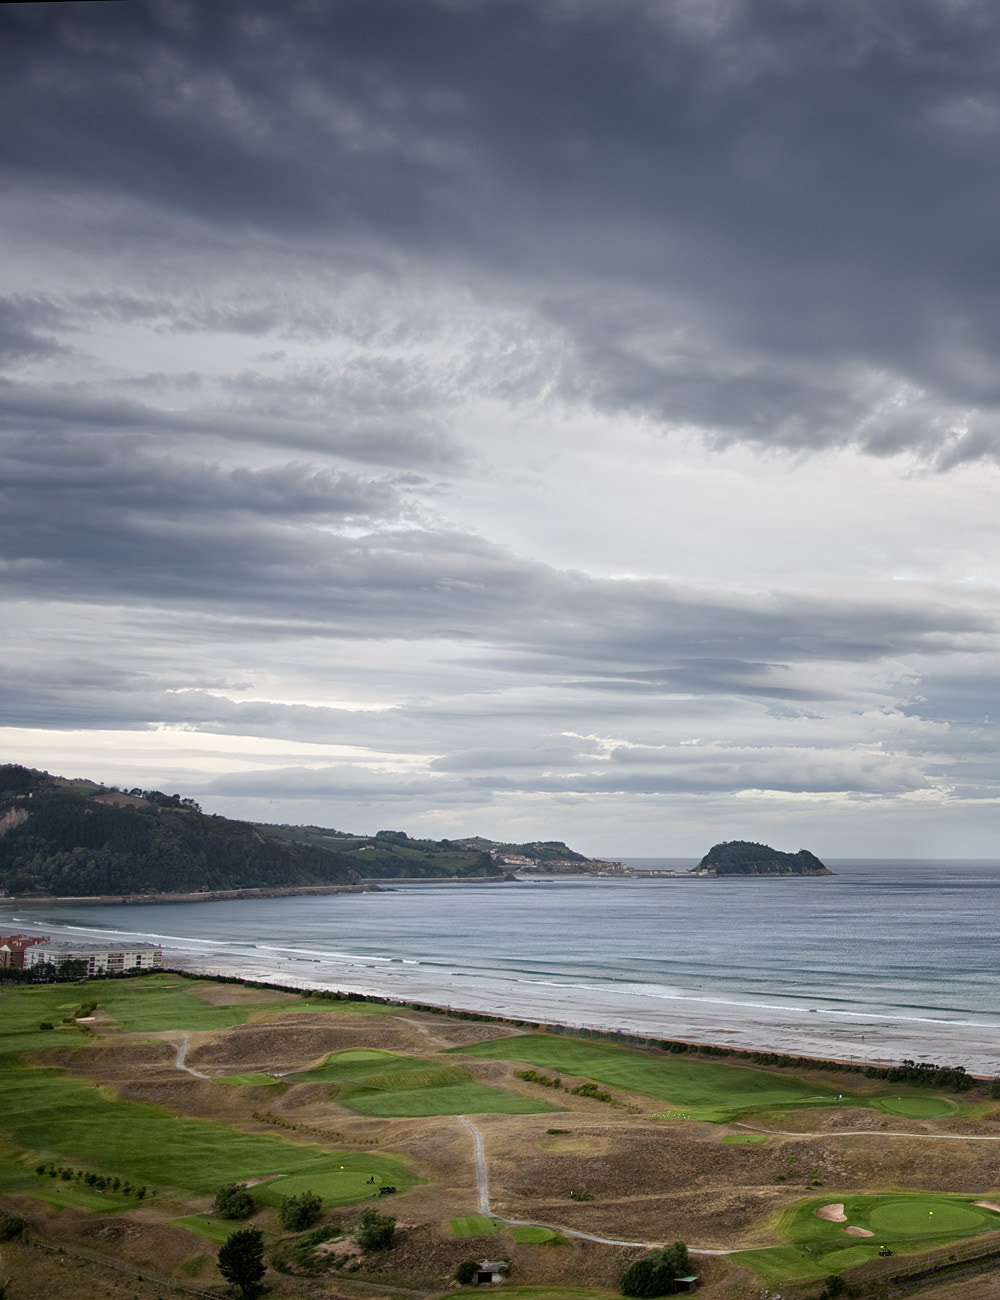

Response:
(453, 1034), (845, 1116)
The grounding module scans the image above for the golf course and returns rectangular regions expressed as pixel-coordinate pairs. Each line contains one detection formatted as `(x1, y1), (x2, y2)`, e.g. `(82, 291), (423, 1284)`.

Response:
(1, 972), (999, 1300)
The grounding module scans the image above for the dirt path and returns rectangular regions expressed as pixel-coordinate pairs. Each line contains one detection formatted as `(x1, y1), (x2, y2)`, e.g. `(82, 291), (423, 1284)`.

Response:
(169, 1035), (210, 1080)
(457, 1115), (730, 1256)
(735, 1122), (1000, 1141)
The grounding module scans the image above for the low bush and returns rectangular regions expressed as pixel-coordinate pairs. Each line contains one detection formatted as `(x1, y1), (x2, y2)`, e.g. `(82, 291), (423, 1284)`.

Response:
(356, 1207), (396, 1252)
(278, 1190), (322, 1231)
(214, 1182), (255, 1220)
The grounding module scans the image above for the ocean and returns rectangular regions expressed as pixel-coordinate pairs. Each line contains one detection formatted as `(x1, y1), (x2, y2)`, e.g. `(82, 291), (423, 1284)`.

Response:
(4, 859), (1000, 1074)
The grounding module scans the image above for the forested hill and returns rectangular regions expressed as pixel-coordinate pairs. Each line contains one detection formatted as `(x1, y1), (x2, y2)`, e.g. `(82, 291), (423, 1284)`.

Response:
(697, 840), (832, 876)
(257, 824), (587, 879)
(0, 765), (588, 897)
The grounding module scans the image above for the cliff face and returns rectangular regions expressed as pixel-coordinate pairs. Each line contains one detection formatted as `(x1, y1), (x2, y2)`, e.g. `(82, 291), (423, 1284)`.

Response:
(697, 841), (832, 876)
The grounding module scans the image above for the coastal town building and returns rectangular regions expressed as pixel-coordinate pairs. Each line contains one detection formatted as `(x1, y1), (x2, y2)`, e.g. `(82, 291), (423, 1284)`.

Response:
(0, 933), (162, 974)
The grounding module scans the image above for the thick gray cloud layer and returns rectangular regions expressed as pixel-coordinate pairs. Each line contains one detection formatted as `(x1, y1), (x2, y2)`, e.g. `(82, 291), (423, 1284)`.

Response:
(2, 0), (1000, 852)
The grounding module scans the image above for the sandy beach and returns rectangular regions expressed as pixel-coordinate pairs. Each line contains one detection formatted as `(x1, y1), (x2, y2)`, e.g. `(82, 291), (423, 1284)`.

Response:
(162, 942), (1000, 1077)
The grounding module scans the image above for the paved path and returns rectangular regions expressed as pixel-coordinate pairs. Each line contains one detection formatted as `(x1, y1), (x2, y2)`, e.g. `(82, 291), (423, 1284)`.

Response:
(457, 1115), (730, 1256)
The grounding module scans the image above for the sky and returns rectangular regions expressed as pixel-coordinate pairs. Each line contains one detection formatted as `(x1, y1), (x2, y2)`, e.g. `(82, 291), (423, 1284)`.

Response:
(2, 0), (1000, 857)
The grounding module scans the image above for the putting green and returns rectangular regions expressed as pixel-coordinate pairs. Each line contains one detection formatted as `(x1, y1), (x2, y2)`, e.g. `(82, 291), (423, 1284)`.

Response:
(868, 1201), (985, 1235)
(733, 1193), (1000, 1284)
(253, 1168), (389, 1207)
(511, 1225), (566, 1245)
(873, 1095), (956, 1118)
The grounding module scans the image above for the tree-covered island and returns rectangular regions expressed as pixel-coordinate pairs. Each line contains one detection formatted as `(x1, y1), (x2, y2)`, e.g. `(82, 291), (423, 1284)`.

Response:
(696, 840), (832, 876)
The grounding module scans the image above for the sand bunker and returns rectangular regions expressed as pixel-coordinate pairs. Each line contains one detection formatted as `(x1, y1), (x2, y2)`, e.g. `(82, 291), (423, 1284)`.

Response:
(844, 1226), (874, 1237)
(816, 1203), (846, 1222)
(974, 1200), (1000, 1213)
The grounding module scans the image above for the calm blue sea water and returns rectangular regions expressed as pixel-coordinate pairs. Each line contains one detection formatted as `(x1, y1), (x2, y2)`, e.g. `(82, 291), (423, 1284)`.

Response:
(4, 860), (1000, 1068)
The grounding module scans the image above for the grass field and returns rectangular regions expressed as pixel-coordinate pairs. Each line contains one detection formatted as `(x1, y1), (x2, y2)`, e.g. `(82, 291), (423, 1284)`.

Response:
(451, 1215), (501, 1236)
(732, 1193), (1000, 1282)
(453, 1035), (846, 1118)
(0, 980), (415, 1208)
(287, 1048), (559, 1116)
(721, 1133), (768, 1144)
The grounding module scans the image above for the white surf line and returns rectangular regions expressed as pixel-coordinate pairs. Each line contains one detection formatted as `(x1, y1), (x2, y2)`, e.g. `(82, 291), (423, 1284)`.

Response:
(457, 1116), (730, 1256)
(734, 1122), (1000, 1141)
(171, 1035), (210, 1080)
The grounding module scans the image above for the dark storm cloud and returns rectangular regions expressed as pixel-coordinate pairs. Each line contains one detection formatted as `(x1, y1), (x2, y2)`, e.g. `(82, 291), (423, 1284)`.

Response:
(5, 0), (1000, 458)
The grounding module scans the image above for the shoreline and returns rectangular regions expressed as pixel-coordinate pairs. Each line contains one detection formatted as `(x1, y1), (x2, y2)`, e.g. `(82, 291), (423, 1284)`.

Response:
(0, 883), (383, 906)
(157, 946), (1000, 1077)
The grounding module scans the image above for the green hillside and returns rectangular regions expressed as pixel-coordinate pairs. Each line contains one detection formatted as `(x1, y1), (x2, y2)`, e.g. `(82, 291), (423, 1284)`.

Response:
(0, 764), (592, 897)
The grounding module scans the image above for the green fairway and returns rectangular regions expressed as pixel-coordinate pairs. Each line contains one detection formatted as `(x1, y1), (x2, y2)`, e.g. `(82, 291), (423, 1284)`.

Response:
(0, 1058), (414, 1199)
(287, 1049), (558, 1117)
(731, 1193), (1000, 1283)
(873, 1095), (957, 1118)
(721, 1133), (768, 1144)
(451, 1215), (501, 1236)
(453, 1035), (844, 1117)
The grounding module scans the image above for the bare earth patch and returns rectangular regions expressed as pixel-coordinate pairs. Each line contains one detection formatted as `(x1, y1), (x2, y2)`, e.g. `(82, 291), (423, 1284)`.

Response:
(816, 1203), (847, 1221)
(843, 1226), (874, 1237)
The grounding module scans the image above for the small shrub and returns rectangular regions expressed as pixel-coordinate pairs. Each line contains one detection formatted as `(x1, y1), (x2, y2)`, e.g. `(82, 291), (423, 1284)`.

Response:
(0, 1216), (25, 1241)
(214, 1181), (255, 1220)
(38, 1022), (54, 1031)
(278, 1190), (322, 1231)
(455, 1259), (479, 1284)
(355, 1207), (395, 1252)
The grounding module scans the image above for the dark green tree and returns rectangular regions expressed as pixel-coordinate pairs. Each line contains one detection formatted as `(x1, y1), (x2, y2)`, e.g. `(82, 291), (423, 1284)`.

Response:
(455, 1259), (479, 1284)
(277, 1189), (322, 1230)
(621, 1243), (690, 1297)
(355, 1207), (396, 1251)
(217, 1226), (266, 1298)
(214, 1181), (255, 1220)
